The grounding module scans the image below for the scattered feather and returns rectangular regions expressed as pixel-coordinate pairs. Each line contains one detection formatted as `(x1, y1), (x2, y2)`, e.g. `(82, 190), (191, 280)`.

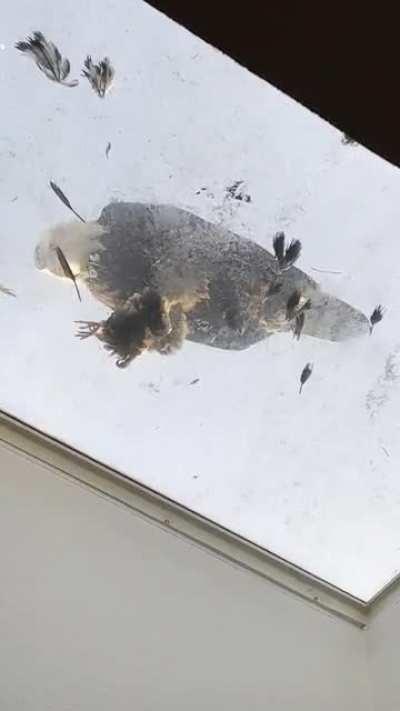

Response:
(49, 181), (85, 222)
(105, 141), (111, 158)
(293, 312), (305, 341)
(15, 31), (78, 86)
(273, 232), (285, 264)
(281, 239), (302, 270)
(370, 305), (384, 333)
(273, 232), (302, 270)
(299, 362), (313, 394)
(286, 290), (302, 320)
(341, 133), (357, 145)
(225, 180), (251, 203)
(56, 247), (81, 302)
(82, 55), (114, 97)
(0, 284), (16, 297)
(311, 266), (343, 275)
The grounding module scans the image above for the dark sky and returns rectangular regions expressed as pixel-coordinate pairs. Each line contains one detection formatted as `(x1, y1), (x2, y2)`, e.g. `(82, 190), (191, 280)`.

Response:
(148, 3), (400, 168)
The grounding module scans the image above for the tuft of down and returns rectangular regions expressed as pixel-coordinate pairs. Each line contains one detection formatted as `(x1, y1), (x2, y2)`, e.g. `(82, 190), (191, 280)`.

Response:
(34, 220), (105, 279)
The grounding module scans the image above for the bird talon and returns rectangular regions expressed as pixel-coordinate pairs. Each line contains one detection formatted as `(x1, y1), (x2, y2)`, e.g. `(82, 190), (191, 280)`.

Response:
(74, 320), (101, 339)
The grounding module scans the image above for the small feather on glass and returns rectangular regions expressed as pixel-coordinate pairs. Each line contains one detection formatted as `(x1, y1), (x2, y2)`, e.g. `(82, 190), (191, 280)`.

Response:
(369, 305), (384, 334)
(82, 55), (114, 97)
(15, 31), (78, 87)
(299, 362), (313, 394)
(272, 231), (302, 271)
(56, 247), (81, 302)
(49, 181), (85, 223)
(0, 284), (16, 297)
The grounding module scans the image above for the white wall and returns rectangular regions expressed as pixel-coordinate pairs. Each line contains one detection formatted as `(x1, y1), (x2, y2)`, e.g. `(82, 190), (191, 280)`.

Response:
(367, 591), (400, 710)
(0, 443), (372, 711)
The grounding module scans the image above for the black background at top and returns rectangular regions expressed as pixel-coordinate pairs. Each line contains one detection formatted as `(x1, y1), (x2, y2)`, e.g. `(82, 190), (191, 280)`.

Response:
(147, 3), (400, 168)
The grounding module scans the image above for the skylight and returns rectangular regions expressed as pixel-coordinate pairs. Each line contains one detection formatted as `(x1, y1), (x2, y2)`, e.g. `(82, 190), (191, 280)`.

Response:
(2, 0), (399, 602)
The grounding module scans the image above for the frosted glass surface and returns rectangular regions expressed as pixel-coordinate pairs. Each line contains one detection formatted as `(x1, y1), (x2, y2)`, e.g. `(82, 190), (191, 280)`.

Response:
(2, 0), (400, 601)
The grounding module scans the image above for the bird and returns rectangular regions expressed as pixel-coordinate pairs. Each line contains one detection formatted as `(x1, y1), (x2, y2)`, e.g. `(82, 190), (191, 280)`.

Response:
(34, 201), (371, 366)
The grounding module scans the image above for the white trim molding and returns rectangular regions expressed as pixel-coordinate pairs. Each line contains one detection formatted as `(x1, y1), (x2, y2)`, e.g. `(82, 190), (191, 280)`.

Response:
(0, 409), (373, 629)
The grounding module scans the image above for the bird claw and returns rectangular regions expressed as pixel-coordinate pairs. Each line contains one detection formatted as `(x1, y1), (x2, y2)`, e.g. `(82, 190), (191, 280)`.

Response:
(74, 320), (101, 339)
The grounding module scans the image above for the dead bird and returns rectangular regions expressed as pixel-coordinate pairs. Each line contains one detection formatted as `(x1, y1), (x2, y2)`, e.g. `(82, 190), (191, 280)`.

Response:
(82, 55), (114, 97)
(273, 231), (302, 271)
(369, 305), (384, 334)
(34, 201), (371, 360)
(15, 31), (78, 87)
(76, 288), (173, 368)
(299, 362), (313, 394)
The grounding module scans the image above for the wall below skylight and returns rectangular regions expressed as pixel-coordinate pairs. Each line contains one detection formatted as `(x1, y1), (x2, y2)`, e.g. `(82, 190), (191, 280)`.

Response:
(368, 592), (400, 711)
(0, 443), (373, 711)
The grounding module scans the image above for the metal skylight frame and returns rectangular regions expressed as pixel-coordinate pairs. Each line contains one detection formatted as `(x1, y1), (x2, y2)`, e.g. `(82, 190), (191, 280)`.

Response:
(4, 407), (398, 630)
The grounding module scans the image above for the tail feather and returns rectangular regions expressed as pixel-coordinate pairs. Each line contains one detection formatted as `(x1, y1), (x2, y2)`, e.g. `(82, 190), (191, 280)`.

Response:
(301, 291), (369, 341)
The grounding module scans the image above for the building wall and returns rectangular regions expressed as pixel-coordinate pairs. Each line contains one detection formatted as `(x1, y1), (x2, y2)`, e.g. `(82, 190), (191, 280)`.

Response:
(0, 443), (372, 711)
(367, 590), (400, 711)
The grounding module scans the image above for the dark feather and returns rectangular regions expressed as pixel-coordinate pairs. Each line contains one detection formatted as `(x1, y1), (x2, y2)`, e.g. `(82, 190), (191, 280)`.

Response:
(49, 181), (85, 222)
(16, 32), (58, 81)
(82, 55), (114, 98)
(0, 284), (16, 297)
(286, 289), (302, 320)
(281, 239), (302, 270)
(370, 305), (384, 333)
(293, 312), (305, 341)
(273, 232), (285, 263)
(342, 133), (357, 145)
(15, 41), (31, 52)
(56, 247), (82, 302)
(38, 35), (61, 81)
(60, 57), (71, 81)
(15, 32), (77, 86)
(299, 362), (313, 394)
